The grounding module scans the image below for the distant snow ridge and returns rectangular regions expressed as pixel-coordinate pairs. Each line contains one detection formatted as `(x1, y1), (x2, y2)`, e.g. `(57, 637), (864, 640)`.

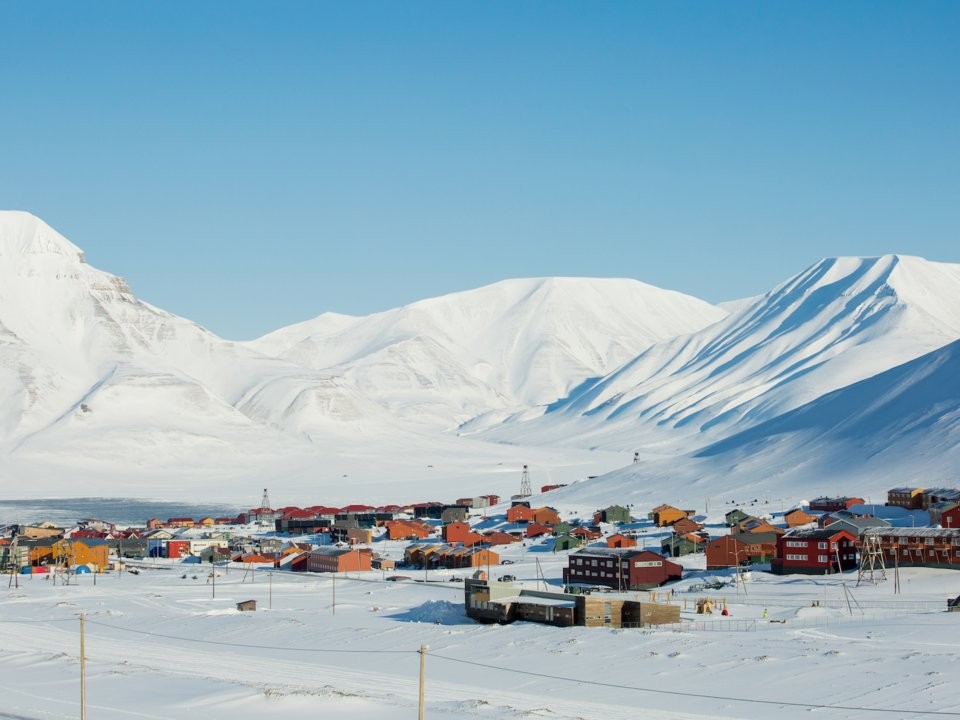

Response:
(248, 276), (727, 429)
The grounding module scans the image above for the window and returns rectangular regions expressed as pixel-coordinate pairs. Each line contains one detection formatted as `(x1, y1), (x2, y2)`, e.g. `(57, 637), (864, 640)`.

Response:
(925, 538), (934, 546)
(786, 554), (808, 561)
(786, 540), (806, 548)
(818, 555), (829, 563)
(818, 542), (828, 550)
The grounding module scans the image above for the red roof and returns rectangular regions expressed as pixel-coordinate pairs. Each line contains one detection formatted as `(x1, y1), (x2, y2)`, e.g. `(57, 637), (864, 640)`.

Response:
(341, 504), (376, 513)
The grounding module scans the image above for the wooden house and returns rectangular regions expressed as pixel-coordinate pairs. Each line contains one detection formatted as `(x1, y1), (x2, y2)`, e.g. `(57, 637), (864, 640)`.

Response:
(483, 531), (521, 546)
(568, 526), (602, 542)
(661, 535), (699, 557)
(784, 508), (817, 528)
(525, 523), (554, 539)
(594, 505), (631, 525)
(607, 533), (637, 549)
(941, 505), (960, 530)
(552, 533), (582, 552)
(651, 505), (688, 527)
(532, 507), (561, 526)
(68, 539), (109, 569)
(385, 520), (431, 541)
(771, 527), (858, 575)
(506, 505), (535, 523)
(705, 536), (748, 569)
(671, 517), (704, 535)
(724, 509), (750, 527)
(442, 522), (472, 544)
(730, 532), (778, 563)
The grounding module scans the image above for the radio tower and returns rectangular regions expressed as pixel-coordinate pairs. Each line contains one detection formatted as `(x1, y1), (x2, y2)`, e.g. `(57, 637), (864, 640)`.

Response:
(260, 488), (271, 511)
(519, 465), (531, 498)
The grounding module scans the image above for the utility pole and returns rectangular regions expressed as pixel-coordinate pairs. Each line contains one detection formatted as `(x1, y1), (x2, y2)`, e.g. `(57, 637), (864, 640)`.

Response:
(212, 566), (216, 600)
(332, 574), (336, 615)
(80, 613), (87, 720)
(269, 572), (273, 610)
(418, 644), (427, 720)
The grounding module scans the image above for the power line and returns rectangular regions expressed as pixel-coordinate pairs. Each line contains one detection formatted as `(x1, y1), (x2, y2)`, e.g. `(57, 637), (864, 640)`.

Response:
(83, 618), (413, 654)
(429, 652), (960, 717)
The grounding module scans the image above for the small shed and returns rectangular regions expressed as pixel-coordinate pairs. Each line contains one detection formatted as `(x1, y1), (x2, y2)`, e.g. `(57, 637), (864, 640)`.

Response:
(236, 600), (257, 612)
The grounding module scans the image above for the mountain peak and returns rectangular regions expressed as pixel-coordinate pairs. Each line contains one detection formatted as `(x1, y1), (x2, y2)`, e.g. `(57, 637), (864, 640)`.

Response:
(0, 211), (86, 264)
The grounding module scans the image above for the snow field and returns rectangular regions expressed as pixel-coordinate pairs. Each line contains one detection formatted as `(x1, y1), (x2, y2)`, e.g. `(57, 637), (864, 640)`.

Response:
(2, 541), (959, 720)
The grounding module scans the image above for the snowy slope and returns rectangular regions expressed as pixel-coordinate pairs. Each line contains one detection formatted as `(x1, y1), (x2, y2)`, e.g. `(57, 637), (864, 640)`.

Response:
(0, 212), (408, 469)
(248, 277), (728, 429)
(544, 338), (960, 509)
(493, 255), (960, 452)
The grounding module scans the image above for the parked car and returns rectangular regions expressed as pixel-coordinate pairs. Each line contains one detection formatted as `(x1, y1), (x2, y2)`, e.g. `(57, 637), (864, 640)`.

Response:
(498, 574), (516, 582)
(501, 559), (515, 565)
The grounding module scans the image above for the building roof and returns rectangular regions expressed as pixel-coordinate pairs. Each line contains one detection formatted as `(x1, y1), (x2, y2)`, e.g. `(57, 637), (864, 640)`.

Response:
(730, 531), (780, 545)
(862, 527), (960, 539)
(782, 527), (857, 540)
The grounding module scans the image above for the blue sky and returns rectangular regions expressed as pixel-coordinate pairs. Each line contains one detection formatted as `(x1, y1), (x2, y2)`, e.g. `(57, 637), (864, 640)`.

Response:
(1, 2), (958, 339)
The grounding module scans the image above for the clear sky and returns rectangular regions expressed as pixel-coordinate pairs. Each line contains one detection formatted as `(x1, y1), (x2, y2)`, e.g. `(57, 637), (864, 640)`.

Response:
(1, 2), (958, 340)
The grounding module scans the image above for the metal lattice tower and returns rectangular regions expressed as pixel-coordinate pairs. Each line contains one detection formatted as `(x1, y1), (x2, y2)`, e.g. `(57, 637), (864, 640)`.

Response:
(856, 532), (887, 586)
(633, 451), (640, 464)
(260, 487), (271, 511)
(519, 465), (531, 497)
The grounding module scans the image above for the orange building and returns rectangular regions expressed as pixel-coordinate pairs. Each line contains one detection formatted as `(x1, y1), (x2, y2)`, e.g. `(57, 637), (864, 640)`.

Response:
(606, 533), (637, 549)
(532, 507), (561, 526)
(652, 505), (688, 527)
(506, 505), (535, 523)
(784, 508), (817, 528)
(385, 520), (432, 540)
(68, 539), (109, 569)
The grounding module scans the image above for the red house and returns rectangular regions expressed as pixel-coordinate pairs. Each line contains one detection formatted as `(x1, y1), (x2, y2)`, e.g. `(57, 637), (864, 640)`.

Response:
(941, 505), (960, 530)
(771, 527), (857, 575)
(563, 549), (681, 591)
(705, 535), (748, 569)
(483, 531), (521, 546)
(525, 523), (554, 539)
(442, 522), (471, 543)
(166, 540), (190, 559)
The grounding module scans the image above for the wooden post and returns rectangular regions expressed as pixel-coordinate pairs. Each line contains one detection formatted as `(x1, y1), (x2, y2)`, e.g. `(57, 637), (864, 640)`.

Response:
(269, 572), (273, 610)
(212, 566), (216, 600)
(418, 644), (427, 720)
(332, 574), (336, 615)
(80, 613), (86, 720)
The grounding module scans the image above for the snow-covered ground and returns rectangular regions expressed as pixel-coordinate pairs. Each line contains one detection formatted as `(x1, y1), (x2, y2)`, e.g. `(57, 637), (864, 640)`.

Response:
(2, 538), (959, 720)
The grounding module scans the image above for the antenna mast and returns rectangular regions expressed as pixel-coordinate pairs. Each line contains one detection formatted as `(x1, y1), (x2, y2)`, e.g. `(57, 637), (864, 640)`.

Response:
(519, 465), (531, 498)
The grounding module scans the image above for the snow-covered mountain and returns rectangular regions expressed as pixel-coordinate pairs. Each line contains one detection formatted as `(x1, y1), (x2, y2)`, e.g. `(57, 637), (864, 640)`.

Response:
(247, 277), (727, 430)
(545, 338), (960, 509)
(489, 254), (960, 453)
(2, 210), (958, 504)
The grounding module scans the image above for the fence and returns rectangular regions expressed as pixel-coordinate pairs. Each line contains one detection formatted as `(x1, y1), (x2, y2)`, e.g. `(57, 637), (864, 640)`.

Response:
(657, 608), (942, 633)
